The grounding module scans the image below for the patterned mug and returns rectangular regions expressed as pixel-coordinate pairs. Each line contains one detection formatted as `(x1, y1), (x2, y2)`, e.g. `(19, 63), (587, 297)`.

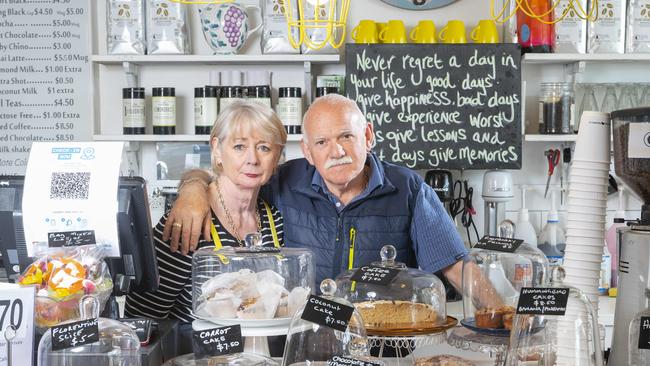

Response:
(199, 3), (262, 54)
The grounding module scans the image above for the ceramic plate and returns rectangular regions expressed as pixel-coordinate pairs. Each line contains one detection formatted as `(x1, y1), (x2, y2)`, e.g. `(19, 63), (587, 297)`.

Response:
(199, 317), (292, 328)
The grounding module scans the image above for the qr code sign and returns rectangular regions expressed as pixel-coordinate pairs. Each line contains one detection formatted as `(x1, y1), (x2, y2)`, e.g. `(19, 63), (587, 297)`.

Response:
(50, 172), (91, 200)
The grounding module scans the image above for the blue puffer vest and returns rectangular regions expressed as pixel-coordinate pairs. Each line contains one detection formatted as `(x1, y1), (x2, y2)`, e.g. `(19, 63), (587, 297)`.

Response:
(264, 154), (422, 284)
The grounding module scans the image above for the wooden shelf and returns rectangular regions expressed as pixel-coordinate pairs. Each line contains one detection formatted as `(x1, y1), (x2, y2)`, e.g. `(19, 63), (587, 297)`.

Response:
(524, 134), (578, 142)
(91, 54), (340, 65)
(93, 134), (303, 142)
(523, 53), (650, 65)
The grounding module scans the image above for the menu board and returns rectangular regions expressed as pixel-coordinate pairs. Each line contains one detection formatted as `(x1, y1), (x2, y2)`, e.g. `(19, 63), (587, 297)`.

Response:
(0, 1), (91, 175)
(346, 44), (522, 170)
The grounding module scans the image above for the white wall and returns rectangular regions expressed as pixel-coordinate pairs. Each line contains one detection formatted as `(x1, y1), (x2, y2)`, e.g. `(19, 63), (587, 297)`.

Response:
(91, 0), (644, 242)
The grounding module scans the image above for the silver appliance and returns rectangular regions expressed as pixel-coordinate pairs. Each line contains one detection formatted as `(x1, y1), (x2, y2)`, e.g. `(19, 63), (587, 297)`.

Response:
(482, 170), (514, 237)
(609, 107), (650, 365)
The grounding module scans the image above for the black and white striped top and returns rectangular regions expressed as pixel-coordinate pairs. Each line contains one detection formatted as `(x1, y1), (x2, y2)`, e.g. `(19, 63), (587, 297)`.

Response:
(124, 199), (284, 323)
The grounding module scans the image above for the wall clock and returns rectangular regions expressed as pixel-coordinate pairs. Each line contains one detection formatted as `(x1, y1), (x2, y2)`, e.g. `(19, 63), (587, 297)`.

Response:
(379, 0), (459, 10)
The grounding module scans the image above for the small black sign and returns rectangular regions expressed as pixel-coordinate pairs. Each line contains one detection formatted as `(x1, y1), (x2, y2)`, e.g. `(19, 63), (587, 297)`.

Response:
(516, 287), (570, 316)
(638, 316), (650, 350)
(48, 230), (96, 248)
(350, 265), (400, 286)
(192, 325), (244, 359)
(474, 235), (523, 253)
(327, 356), (382, 366)
(51, 318), (99, 351)
(121, 318), (153, 345)
(301, 295), (355, 332)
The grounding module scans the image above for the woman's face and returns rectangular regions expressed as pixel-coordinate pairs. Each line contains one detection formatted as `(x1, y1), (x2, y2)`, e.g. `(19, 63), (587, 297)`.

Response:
(212, 126), (280, 190)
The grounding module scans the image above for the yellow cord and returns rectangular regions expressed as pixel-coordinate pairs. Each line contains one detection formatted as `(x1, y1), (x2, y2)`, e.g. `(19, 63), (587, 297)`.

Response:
(490, 0), (599, 25)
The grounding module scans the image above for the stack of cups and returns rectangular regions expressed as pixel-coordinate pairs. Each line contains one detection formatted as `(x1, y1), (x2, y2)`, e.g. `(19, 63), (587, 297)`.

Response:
(563, 111), (611, 314)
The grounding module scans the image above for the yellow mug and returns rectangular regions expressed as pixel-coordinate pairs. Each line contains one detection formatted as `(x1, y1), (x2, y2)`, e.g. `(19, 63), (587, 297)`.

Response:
(376, 22), (387, 36)
(471, 20), (499, 44)
(410, 20), (436, 44)
(352, 20), (378, 44)
(379, 20), (407, 44)
(438, 20), (466, 44)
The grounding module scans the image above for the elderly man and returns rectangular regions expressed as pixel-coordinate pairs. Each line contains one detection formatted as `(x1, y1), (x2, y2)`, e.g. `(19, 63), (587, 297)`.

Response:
(165, 94), (467, 288)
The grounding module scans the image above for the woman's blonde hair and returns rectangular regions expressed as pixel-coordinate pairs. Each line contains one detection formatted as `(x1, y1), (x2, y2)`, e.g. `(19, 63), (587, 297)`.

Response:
(210, 100), (287, 174)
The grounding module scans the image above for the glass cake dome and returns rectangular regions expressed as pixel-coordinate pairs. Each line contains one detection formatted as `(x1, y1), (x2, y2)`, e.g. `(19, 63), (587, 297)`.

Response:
(462, 238), (549, 336)
(504, 268), (604, 366)
(282, 279), (372, 366)
(163, 353), (278, 366)
(192, 233), (314, 322)
(37, 296), (140, 366)
(334, 245), (450, 335)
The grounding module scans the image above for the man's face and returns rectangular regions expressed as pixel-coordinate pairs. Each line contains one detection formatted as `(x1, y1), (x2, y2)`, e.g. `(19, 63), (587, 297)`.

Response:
(301, 104), (373, 189)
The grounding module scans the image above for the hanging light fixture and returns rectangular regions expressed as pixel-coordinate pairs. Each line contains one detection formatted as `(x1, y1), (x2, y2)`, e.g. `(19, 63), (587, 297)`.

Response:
(282, 0), (351, 50)
(490, 0), (598, 24)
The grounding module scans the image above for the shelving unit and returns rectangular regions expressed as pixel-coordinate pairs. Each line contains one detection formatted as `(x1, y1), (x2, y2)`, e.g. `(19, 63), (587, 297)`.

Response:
(523, 53), (650, 65)
(93, 134), (303, 142)
(524, 134), (578, 142)
(91, 54), (340, 65)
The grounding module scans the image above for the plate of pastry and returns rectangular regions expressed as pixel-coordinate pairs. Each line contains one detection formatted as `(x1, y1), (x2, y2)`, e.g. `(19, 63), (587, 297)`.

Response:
(460, 305), (516, 337)
(355, 300), (458, 336)
(200, 316), (293, 328)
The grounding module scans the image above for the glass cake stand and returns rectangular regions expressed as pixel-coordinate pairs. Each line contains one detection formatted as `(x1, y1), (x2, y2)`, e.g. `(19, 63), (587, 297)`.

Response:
(447, 326), (509, 366)
(368, 326), (453, 366)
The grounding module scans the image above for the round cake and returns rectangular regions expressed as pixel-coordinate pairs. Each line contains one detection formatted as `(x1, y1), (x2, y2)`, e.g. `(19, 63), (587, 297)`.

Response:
(355, 300), (439, 328)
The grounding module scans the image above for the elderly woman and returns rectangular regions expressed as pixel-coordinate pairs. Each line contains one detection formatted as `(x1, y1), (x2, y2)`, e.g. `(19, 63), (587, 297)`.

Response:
(125, 100), (287, 325)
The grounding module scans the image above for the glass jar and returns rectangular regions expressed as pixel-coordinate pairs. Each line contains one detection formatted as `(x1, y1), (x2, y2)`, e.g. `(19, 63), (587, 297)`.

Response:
(629, 288), (650, 365)
(192, 234), (314, 322)
(504, 267), (604, 366)
(283, 279), (372, 366)
(334, 245), (450, 335)
(539, 82), (574, 134)
(246, 85), (272, 108)
(194, 86), (218, 135)
(122, 87), (146, 135)
(277, 87), (303, 135)
(462, 241), (549, 336)
(220, 86), (245, 112)
(315, 86), (339, 98)
(152, 87), (176, 135)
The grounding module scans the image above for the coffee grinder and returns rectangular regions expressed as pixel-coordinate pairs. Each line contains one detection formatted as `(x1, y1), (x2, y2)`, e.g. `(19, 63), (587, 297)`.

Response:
(482, 170), (514, 237)
(425, 170), (454, 214)
(609, 107), (650, 365)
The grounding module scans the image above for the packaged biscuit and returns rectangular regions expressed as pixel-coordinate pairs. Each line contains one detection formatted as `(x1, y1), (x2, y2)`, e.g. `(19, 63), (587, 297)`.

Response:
(107, 0), (145, 55)
(587, 0), (626, 53)
(146, 0), (191, 54)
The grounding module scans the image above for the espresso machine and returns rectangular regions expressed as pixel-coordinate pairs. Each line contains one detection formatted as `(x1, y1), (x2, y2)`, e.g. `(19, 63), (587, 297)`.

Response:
(482, 170), (514, 237)
(609, 107), (650, 365)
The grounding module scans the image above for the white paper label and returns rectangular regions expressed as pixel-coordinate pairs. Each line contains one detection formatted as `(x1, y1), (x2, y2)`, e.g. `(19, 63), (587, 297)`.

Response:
(628, 123), (650, 158)
(0, 284), (35, 366)
(22, 142), (124, 257)
(629, 0), (650, 45)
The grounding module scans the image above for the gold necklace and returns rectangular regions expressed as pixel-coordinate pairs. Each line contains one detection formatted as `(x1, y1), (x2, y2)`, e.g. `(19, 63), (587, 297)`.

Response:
(214, 179), (262, 246)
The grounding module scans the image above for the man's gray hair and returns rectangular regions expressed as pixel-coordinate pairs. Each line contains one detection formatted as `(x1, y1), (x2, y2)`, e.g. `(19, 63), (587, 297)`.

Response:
(302, 94), (366, 131)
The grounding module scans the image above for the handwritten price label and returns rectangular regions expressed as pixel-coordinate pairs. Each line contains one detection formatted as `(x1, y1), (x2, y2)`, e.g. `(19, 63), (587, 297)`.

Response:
(516, 288), (569, 316)
(474, 235), (523, 253)
(192, 325), (243, 358)
(350, 266), (400, 286)
(301, 295), (354, 332)
(51, 318), (99, 351)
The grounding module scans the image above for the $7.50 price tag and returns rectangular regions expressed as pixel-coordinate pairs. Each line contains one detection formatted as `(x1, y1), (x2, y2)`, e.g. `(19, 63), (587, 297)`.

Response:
(0, 284), (35, 366)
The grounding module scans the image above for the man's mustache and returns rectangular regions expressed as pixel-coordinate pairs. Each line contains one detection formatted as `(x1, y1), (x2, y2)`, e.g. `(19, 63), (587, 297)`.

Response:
(325, 156), (353, 169)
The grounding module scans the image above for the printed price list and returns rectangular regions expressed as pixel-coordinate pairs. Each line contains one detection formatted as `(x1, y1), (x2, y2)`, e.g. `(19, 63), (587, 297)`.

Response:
(0, 1), (90, 174)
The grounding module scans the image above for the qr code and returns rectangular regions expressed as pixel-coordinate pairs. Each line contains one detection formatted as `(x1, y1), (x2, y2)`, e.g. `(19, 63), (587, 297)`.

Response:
(50, 172), (91, 200)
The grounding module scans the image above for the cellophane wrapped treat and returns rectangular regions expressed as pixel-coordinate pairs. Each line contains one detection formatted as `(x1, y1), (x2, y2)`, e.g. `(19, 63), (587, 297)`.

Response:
(18, 245), (113, 329)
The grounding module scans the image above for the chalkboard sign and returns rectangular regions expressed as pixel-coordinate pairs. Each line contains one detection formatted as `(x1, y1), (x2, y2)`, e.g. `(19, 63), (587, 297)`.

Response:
(327, 356), (382, 366)
(516, 288), (570, 316)
(346, 44), (522, 170)
(639, 316), (650, 350)
(192, 325), (244, 359)
(474, 236), (523, 253)
(48, 230), (96, 248)
(121, 318), (153, 345)
(301, 295), (355, 332)
(350, 265), (400, 286)
(51, 318), (99, 351)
